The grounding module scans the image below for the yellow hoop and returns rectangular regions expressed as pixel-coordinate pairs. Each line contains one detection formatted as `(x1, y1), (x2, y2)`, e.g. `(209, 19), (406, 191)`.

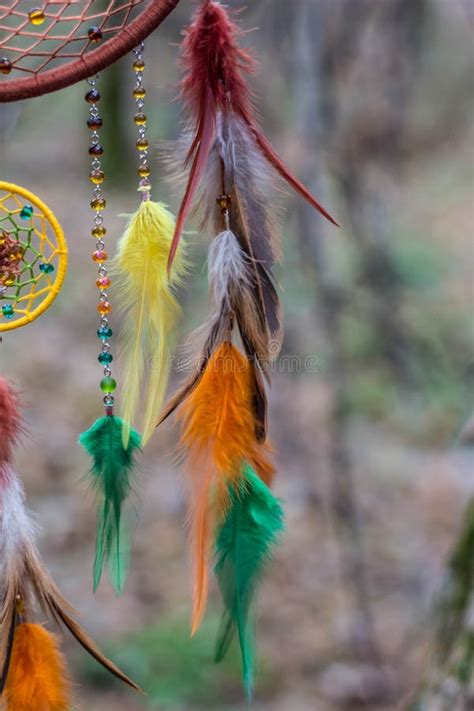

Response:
(0, 182), (68, 332)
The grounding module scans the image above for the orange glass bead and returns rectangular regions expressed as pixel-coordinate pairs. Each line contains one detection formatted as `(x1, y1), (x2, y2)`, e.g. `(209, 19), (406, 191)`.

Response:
(216, 194), (232, 210)
(91, 197), (106, 210)
(97, 301), (111, 315)
(134, 112), (147, 126)
(28, 8), (46, 26)
(96, 276), (111, 289)
(136, 138), (149, 152)
(92, 250), (107, 263)
(138, 166), (151, 178)
(133, 87), (146, 99)
(0, 58), (12, 75)
(133, 60), (145, 72)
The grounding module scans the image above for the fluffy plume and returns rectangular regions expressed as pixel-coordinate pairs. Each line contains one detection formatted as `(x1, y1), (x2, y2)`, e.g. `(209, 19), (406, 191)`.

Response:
(113, 200), (186, 447)
(0, 467), (139, 693)
(0, 378), (22, 472)
(3, 623), (71, 711)
(167, 0), (337, 273)
(175, 343), (274, 633)
(214, 465), (284, 699)
(78, 416), (141, 594)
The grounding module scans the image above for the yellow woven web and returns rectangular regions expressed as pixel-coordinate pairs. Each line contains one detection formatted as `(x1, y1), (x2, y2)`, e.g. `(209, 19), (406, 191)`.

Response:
(0, 182), (67, 332)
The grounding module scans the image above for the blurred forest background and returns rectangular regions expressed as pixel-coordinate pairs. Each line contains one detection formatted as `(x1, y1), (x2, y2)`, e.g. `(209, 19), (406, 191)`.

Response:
(1, 0), (473, 709)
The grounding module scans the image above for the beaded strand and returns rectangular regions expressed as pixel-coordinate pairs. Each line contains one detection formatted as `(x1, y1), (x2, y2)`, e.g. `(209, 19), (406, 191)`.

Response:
(132, 43), (151, 197)
(85, 76), (116, 413)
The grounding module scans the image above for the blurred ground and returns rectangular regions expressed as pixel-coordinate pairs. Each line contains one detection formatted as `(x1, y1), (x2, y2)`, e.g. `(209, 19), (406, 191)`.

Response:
(1, 1), (473, 709)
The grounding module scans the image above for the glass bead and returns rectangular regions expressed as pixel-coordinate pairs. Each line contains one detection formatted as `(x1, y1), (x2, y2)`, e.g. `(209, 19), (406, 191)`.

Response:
(98, 352), (113, 365)
(133, 60), (145, 72)
(133, 87), (146, 99)
(39, 262), (54, 274)
(97, 326), (113, 340)
(87, 116), (103, 129)
(85, 88), (101, 103)
(88, 26), (103, 43)
(88, 143), (104, 156)
(92, 250), (107, 263)
(0, 58), (12, 75)
(90, 198), (106, 210)
(28, 8), (46, 26)
(2, 304), (14, 319)
(92, 226), (106, 238)
(136, 138), (149, 152)
(20, 205), (34, 220)
(134, 112), (147, 126)
(216, 194), (231, 210)
(100, 377), (117, 393)
(96, 276), (111, 289)
(138, 166), (151, 178)
(89, 170), (105, 185)
(97, 300), (111, 315)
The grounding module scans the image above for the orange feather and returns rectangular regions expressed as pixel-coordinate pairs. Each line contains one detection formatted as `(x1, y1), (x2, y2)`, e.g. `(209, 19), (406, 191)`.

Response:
(3, 623), (71, 711)
(177, 342), (266, 632)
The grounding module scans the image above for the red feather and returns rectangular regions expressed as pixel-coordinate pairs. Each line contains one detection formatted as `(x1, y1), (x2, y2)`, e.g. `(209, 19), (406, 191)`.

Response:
(169, 0), (338, 271)
(0, 379), (22, 470)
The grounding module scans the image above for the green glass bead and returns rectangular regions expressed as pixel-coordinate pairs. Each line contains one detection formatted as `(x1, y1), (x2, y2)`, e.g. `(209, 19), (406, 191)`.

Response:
(100, 377), (117, 393)
(39, 262), (54, 274)
(98, 352), (113, 365)
(20, 205), (33, 220)
(2, 304), (14, 319)
(97, 326), (113, 340)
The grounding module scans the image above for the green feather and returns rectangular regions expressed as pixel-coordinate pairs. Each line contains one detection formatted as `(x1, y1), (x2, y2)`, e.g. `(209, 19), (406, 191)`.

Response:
(78, 416), (141, 594)
(214, 465), (284, 699)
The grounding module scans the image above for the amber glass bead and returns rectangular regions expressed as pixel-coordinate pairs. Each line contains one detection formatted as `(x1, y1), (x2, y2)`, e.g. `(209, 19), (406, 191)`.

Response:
(97, 300), (111, 315)
(133, 87), (146, 99)
(92, 250), (107, 263)
(216, 194), (232, 210)
(91, 197), (106, 211)
(88, 27), (103, 43)
(87, 116), (103, 130)
(0, 58), (12, 75)
(96, 276), (111, 289)
(89, 170), (105, 185)
(92, 226), (106, 238)
(136, 138), (149, 152)
(28, 8), (46, 25)
(85, 89), (101, 104)
(133, 60), (145, 72)
(134, 112), (147, 126)
(88, 143), (104, 156)
(138, 166), (151, 178)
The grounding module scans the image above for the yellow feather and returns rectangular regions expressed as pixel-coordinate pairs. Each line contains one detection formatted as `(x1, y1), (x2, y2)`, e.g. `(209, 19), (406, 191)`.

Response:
(113, 200), (186, 446)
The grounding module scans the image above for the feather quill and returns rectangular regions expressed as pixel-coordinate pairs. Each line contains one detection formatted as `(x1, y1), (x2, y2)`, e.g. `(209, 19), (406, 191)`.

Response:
(78, 416), (141, 594)
(113, 200), (186, 447)
(3, 623), (71, 711)
(167, 0), (337, 273)
(214, 465), (284, 699)
(175, 343), (274, 633)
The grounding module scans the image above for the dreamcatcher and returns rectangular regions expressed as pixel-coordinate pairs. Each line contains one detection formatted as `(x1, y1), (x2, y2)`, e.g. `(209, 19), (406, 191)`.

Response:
(0, 0), (337, 705)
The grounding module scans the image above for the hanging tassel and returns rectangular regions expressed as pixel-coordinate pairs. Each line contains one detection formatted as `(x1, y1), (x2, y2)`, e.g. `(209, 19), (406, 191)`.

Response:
(78, 415), (141, 594)
(167, 0), (337, 274)
(3, 623), (71, 711)
(214, 465), (284, 700)
(113, 200), (186, 447)
(175, 342), (274, 634)
(0, 379), (139, 693)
